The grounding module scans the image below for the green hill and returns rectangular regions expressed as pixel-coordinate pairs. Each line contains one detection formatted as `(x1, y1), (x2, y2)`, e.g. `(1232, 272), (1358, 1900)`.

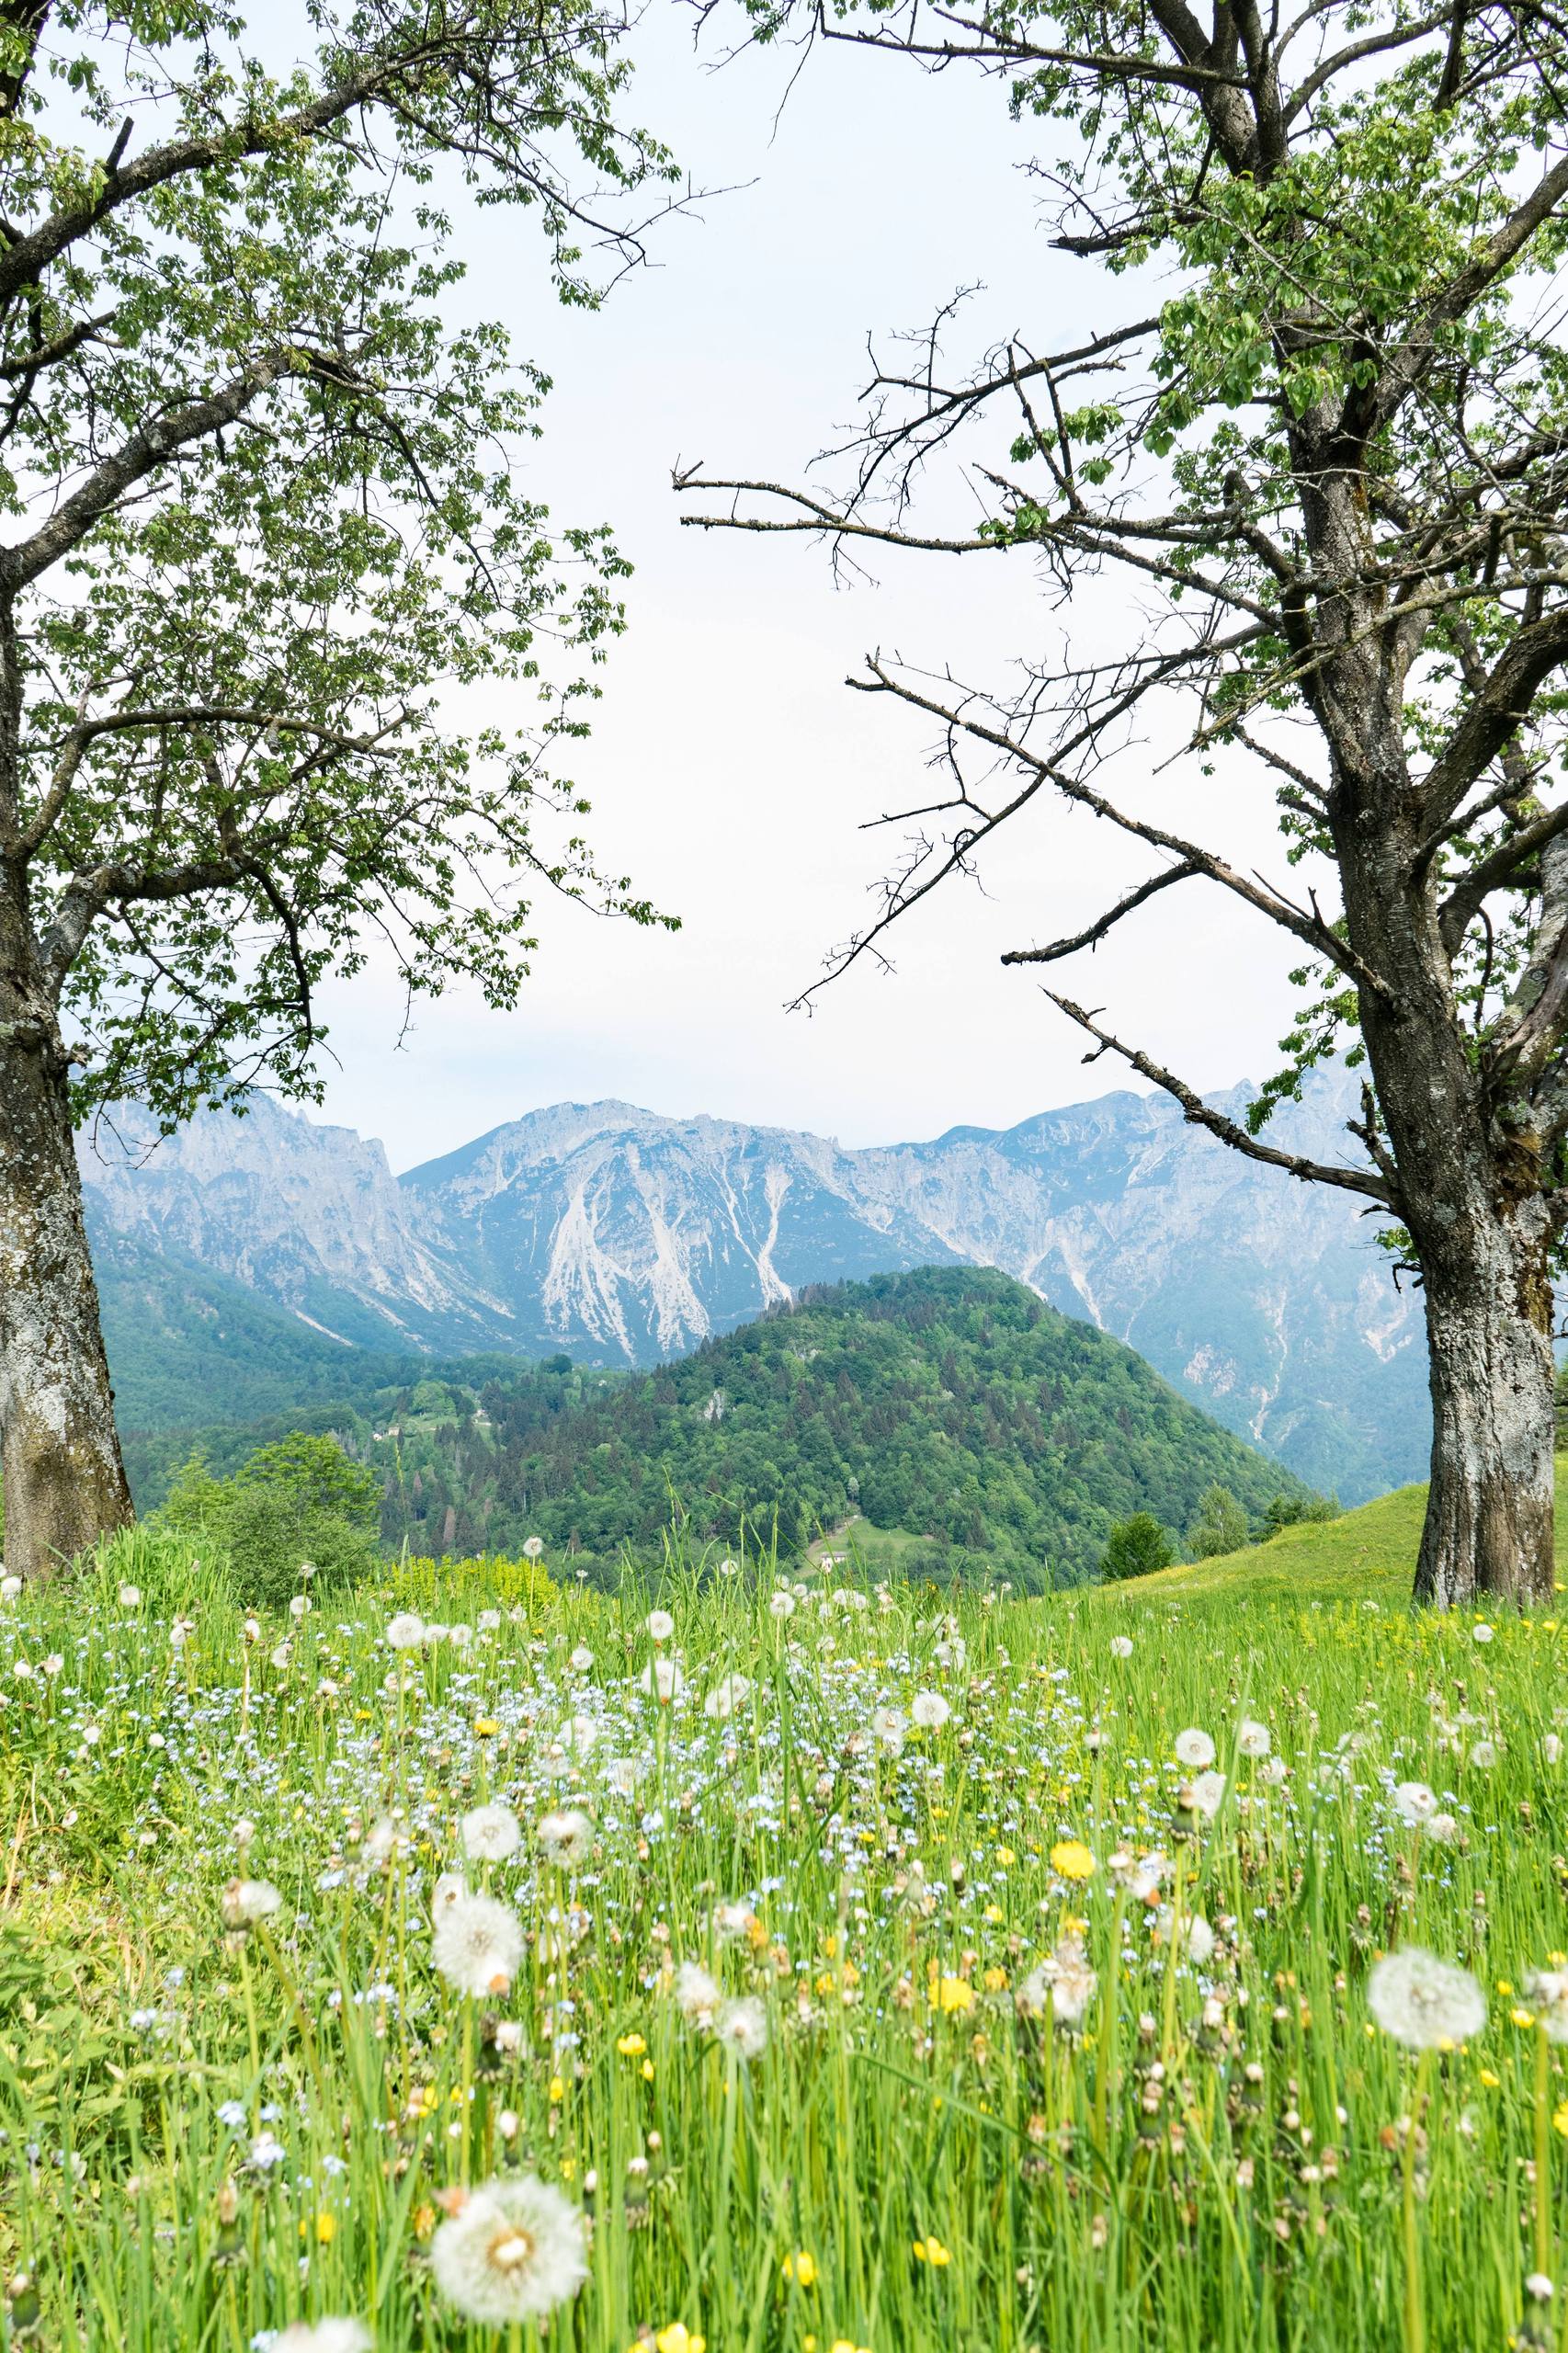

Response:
(133, 1266), (1313, 1588)
(1094, 1458), (1568, 1602)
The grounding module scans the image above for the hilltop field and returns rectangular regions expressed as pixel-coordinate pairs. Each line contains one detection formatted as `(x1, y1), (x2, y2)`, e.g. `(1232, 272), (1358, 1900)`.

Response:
(3, 1486), (1567, 2352)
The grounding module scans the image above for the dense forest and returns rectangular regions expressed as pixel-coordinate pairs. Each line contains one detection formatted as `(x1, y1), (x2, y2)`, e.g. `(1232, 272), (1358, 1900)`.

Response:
(131, 1267), (1312, 1588)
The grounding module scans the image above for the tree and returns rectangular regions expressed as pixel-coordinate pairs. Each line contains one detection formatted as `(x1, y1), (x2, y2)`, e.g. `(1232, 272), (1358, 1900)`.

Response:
(0, 3), (677, 1581)
(159, 1430), (381, 1608)
(1101, 1511), (1174, 1580)
(1187, 1483), (1251, 1561)
(682, 0), (1568, 1606)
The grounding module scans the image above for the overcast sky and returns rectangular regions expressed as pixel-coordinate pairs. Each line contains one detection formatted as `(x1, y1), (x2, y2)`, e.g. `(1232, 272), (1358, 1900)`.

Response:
(306, 8), (1308, 1173)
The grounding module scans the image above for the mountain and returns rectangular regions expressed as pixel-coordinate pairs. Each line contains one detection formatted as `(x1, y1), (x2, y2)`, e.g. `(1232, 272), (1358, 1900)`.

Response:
(142, 1267), (1316, 1587)
(79, 1068), (1427, 1502)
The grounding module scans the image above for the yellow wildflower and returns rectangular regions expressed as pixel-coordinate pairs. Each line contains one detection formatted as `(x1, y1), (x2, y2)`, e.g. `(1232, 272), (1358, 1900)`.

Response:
(618, 2032), (648, 2056)
(1051, 1839), (1096, 1881)
(913, 2235), (952, 2267)
(653, 2327), (706, 2353)
(929, 1973), (975, 2015)
(783, 2250), (818, 2287)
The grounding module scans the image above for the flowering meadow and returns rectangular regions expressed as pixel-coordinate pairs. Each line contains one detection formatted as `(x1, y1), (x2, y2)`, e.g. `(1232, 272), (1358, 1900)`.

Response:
(3, 1533), (1568, 2351)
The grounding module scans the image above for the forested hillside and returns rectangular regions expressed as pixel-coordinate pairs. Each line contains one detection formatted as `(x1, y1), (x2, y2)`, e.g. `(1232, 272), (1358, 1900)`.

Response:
(132, 1267), (1311, 1587)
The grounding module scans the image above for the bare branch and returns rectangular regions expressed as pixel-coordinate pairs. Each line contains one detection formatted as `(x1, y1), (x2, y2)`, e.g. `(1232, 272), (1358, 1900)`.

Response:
(1001, 858), (1202, 962)
(1041, 989), (1398, 1204)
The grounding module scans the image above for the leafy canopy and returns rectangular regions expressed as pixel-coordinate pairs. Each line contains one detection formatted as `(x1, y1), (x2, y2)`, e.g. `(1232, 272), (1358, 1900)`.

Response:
(0, 3), (679, 1124)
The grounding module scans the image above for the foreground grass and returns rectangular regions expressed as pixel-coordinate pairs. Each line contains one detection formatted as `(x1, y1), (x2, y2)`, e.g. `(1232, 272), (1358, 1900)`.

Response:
(3, 1528), (1568, 2349)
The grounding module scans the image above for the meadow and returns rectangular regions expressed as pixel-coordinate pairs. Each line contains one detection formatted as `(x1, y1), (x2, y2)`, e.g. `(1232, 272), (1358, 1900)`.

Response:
(3, 1510), (1568, 2351)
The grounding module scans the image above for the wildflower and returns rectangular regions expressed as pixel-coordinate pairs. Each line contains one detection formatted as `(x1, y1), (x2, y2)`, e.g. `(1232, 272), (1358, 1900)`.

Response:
(1425, 1811), (1460, 1844)
(554, 1711), (599, 1760)
(646, 1608), (676, 1642)
(1469, 1738), (1499, 1769)
(1050, 1839), (1096, 1881)
(1174, 1728), (1216, 1770)
(118, 1584), (142, 1608)
(1109, 1634), (1134, 1658)
(1367, 1948), (1486, 2049)
(703, 1673), (752, 1720)
(639, 1658), (685, 1703)
(222, 1879), (282, 1928)
(1392, 1781), (1437, 1826)
(1188, 1770), (1228, 1821)
(712, 1898), (756, 1943)
(460, 1803), (522, 1863)
(537, 1809), (594, 1868)
(385, 1613), (425, 1652)
(432, 1870), (467, 1915)
(768, 1590), (797, 1618)
(432, 1893), (524, 1998)
(0, 1574), (18, 1601)
(363, 1816), (400, 1865)
(1018, 1937), (1097, 2028)
(617, 2031), (647, 2056)
(1545, 1734), (1563, 1767)
(1527, 2275), (1555, 2302)
(911, 1692), (950, 1731)
(674, 1961), (722, 2023)
(782, 2250), (818, 2286)
(429, 2175), (587, 2325)
(929, 1973), (976, 2015)
(1526, 1970), (1568, 2042)
(871, 1705), (906, 1753)
(522, 1537), (546, 1561)
(274, 2324), (372, 2352)
(289, 1595), (310, 1620)
(1237, 1719), (1271, 1758)
(714, 1996), (768, 2059)
(912, 2235), (951, 2267)
(653, 2328), (707, 2353)
(1472, 1622), (1494, 1644)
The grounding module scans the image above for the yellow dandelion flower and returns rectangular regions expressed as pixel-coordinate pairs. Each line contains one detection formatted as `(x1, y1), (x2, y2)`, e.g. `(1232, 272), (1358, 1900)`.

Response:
(1512, 2008), (1537, 2029)
(1051, 1839), (1096, 1881)
(928, 1973), (975, 2015)
(549, 2075), (566, 2102)
(1555, 2102), (1568, 2139)
(1480, 2068), (1501, 2087)
(474, 1717), (500, 1736)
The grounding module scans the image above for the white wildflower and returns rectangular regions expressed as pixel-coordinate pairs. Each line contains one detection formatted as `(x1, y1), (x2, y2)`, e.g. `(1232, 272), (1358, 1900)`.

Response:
(385, 1613), (425, 1652)
(673, 1961), (722, 2023)
(1237, 1719), (1271, 1758)
(911, 1691), (950, 1731)
(1109, 1634), (1134, 1659)
(1392, 1780), (1437, 1825)
(714, 1995), (768, 2060)
(646, 1608), (676, 1642)
(1174, 1728), (1216, 1770)
(433, 1893), (524, 1998)
(1367, 1947), (1486, 2048)
(1018, 1936), (1098, 2029)
(536, 1809), (594, 1868)
(429, 2175), (587, 2325)
(222, 1879), (282, 1928)
(1526, 1969), (1568, 2041)
(460, 1803), (522, 1864)
(703, 1673), (752, 1721)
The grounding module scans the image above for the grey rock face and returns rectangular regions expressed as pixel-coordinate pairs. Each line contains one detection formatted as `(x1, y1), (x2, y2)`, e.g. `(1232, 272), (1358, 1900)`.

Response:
(78, 1069), (1426, 1499)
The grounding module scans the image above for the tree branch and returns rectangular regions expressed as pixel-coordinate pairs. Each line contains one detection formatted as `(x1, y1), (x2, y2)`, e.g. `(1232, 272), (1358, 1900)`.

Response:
(1001, 858), (1202, 962)
(1041, 989), (1398, 1204)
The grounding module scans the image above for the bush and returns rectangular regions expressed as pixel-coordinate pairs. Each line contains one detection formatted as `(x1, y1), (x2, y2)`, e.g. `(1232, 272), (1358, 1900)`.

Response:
(1100, 1512), (1176, 1581)
(155, 1432), (381, 1609)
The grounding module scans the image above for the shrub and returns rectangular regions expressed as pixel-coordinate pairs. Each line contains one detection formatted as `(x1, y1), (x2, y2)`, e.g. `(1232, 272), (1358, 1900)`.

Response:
(1100, 1512), (1176, 1581)
(155, 1433), (381, 1609)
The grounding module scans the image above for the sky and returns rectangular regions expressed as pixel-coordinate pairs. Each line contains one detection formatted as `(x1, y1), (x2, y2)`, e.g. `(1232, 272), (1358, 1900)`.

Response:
(305, 8), (1309, 1173)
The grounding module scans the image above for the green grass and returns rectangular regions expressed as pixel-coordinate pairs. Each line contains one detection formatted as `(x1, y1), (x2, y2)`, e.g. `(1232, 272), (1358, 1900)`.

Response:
(4, 1521), (1568, 2351)
(1103, 1459), (1568, 1601)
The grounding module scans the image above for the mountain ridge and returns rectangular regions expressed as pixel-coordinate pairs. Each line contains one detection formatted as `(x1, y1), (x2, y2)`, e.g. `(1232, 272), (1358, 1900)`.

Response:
(80, 1070), (1426, 1501)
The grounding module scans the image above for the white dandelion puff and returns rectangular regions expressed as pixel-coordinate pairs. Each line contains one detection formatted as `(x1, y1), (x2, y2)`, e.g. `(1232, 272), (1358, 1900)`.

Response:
(460, 1803), (522, 1864)
(703, 1673), (752, 1721)
(274, 2324), (373, 2353)
(384, 1613), (425, 1652)
(911, 1691), (950, 1731)
(222, 1879), (282, 1928)
(433, 1893), (524, 1998)
(714, 1995), (768, 2060)
(1018, 1936), (1098, 2029)
(536, 1809), (594, 1868)
(1367, 1948), (1486, 2049)
(646, 1608), (676, 1642)
(1237, 1719), (1271, 1758)
(1109, 1635), (1134, 1659)
(1392, 1780), (1437, 1826)
(673, 1961), (722, 2023)
(429, 2175), (587, 2325)
(1526, 1969), (1568, 2041)
(1174, 1728), (1216, 1770)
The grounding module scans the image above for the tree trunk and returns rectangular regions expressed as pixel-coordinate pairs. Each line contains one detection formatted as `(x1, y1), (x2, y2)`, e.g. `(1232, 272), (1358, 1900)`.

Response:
(0, 1013), (133, 1582)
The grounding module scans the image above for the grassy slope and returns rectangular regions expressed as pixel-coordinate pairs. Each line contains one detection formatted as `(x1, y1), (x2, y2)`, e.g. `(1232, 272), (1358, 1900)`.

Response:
(1103, 1456), (1568, 1600)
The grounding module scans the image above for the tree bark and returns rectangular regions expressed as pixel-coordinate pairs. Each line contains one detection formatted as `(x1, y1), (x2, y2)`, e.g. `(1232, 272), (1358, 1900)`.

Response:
(0, 991), (132, 1584)
(1413, 1210), (1557, 1605)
